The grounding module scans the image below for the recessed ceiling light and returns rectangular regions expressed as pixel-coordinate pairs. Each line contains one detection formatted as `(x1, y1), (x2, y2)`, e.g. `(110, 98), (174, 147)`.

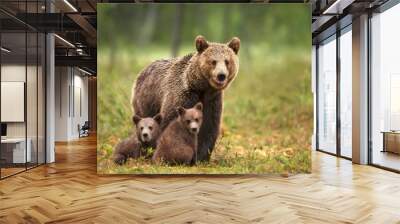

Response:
(63, 0), (78, 12)
(322, 0), (354, 15)
(54, 34), (75, 48)
(1, 47), (11, 53)
(78, 67), (93, 76)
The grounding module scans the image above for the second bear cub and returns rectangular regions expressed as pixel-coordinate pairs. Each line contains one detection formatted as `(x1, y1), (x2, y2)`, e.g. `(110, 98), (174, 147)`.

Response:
(152, 103), (203, 165)
(113, 114), (162, 165)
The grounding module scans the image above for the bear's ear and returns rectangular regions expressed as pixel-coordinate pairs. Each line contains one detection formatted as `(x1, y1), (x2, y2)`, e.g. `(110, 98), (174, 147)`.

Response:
(177, 107), (186, 116)
(133, 115), (141, 125)
(227, 37), (240, 54)
(195, 35), (209, 53)
(153, 113), (162, 125)
(194, 102), (203, 112)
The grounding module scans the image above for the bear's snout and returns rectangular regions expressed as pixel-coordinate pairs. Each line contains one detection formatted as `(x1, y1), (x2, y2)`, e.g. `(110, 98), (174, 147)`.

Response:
(141, 130), (151, 142)
(217, 73), (226, 82)
(189, 121), (200, 134)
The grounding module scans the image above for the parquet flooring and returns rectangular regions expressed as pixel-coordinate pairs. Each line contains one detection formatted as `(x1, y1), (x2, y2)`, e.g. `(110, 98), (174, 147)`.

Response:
(1, 135), (400, 223)
(1, 167), (26, 178)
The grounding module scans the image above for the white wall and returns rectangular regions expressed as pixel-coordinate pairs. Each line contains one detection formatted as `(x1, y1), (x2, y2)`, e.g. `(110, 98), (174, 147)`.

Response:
(1, 65), (26, 132)
(54, 67), (89, 141)
(1, 63), (46, 164)
(1, 82), (25, 122)
(46, 32), (55, 163)
(55, 67), (70, 141)
(72, 73), (89, 138)
(352, 14), (369, 164)
(1, 65), (38, 138)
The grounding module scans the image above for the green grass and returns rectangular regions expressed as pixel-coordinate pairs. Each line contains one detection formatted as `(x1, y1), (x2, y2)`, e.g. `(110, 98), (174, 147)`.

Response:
(97, 45), (312, 174)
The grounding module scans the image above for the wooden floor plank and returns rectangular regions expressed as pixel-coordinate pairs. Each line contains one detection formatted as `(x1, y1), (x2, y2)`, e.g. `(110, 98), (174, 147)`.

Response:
(0, 135), (399, 223)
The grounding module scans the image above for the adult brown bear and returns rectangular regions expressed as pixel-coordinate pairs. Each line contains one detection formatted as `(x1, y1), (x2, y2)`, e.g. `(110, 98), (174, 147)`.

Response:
(132, 35), (240, 161)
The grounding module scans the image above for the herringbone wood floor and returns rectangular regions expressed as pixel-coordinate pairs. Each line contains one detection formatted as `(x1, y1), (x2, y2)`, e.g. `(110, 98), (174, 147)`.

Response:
(1, 135), (400, 224)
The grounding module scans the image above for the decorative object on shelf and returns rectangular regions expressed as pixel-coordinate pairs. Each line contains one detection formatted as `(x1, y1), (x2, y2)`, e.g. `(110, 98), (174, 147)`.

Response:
(381, 131), (400, 154)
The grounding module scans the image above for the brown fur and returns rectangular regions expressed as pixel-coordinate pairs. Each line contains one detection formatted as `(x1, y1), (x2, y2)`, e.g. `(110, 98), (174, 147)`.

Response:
(152, 103), (203, 165)
(113, 114), (162, 165)
(113, 135), (142, 165)
(132, 35), (240, 162)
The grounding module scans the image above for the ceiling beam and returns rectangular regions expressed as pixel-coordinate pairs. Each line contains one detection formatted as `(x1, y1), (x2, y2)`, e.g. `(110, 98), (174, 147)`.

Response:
(55, 55), (96, 72)
(67, 13), (97, 46)
(322, 0), (356, 15)
(13, 13), (83, 32)
(312, 15), (335, 33)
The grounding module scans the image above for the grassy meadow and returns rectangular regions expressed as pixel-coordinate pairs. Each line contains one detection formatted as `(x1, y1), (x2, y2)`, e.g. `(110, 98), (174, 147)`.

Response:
(97, 4), (312, 174)
(97, 45), (312, 174)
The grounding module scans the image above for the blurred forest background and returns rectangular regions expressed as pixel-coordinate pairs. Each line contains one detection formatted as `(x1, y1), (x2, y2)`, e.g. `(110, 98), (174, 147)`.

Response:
(97, 4), (312, 174)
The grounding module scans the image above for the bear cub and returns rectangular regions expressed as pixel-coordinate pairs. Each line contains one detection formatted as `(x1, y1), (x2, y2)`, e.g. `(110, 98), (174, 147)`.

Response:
(152, 103), (203, 165)
(113, 114), (162, 165)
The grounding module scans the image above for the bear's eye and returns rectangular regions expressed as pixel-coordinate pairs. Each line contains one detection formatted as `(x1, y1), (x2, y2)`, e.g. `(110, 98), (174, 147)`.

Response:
(225, 59), (229, 66)
(140, 127), (144, 130)
(149, 126), (153, 131)
(211, 60), (217, 66)
(186, 120), (191, 125)
(195, 118), (199, 122)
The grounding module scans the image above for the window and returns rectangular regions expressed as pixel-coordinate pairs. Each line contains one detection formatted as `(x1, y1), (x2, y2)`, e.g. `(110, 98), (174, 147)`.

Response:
(0, 3), (46, 179)
(339, 26), (352, 158)
(370, 3), (400, 171)
(317, 35), (337, 154)
(316, 25), (353, 159)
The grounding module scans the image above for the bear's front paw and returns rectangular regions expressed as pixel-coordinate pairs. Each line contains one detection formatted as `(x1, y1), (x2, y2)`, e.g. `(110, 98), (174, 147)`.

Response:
(113, 154), (126, 165)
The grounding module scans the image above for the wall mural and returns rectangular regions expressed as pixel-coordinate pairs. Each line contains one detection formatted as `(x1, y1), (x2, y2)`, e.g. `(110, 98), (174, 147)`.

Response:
(97, 3), (312, 174)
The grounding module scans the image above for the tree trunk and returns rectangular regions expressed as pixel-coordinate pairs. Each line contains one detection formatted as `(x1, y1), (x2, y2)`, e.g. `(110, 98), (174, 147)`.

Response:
(222, 5), (231, 41)
(138, 5), (158, 46)
(171, 5), (184, 57)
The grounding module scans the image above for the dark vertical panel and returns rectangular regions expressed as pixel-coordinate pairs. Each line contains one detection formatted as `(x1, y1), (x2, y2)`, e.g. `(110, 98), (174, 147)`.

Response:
(44, 0), (47, 164)
(25, 0), (28, 171)
(88, 77), (97, 132)
(336, 29), (341, 157)
(37, 0), (39, 167)
(367, 11), (373, 165)
(0, 18), (2, 179)
(44, 29), (47, 164)
(315, 45), (319, 151)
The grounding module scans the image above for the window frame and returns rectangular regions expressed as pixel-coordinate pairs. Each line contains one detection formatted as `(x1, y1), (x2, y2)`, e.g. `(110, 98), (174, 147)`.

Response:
(315, 21), (353, 161)
(367, 0), (400, 173)
(0, 1), (48, 180)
